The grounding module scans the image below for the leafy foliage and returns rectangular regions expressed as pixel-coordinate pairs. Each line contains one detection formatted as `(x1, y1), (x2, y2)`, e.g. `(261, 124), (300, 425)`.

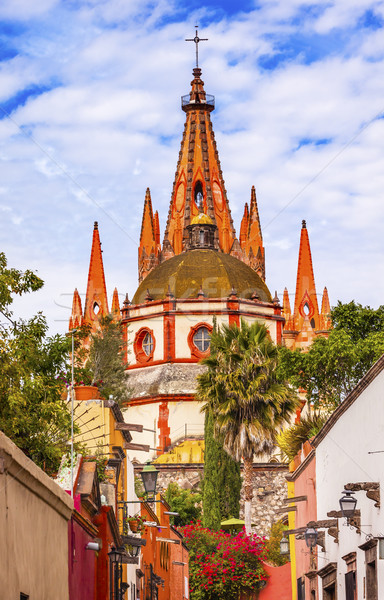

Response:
(202, 408), (241, 530)
(265, 521), (289, 566)
(182, 521), (268, 600)
(276, 413), (328, 462)
(278, 301), (384, 410)
(72, 315), (130, 406)
(197, 320), (299, 531)
(164, 481), (202, 526)
(197, 320), (299, 462)
(0, 253), (80, 474)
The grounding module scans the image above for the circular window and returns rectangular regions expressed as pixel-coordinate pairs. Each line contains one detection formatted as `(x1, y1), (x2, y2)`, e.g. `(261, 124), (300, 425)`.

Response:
(142, 332), (154, 356)
(193, 326), (211, 352)
(133, 328), (155, 364)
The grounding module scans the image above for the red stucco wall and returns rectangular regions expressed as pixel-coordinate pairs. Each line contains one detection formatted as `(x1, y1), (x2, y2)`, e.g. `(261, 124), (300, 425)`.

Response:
(68, 518), (96, 600)
(259, 562), (292, 600)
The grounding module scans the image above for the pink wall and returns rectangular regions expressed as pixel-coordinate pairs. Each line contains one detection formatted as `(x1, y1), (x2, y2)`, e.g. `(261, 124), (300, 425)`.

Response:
(292, 450), (317, 598)
(68, 518), (96, 600)
(259, 562), (291, 600)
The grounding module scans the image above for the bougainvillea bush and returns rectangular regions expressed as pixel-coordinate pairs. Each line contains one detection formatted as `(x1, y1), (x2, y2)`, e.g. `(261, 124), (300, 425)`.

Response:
(181, 522), (268, 600)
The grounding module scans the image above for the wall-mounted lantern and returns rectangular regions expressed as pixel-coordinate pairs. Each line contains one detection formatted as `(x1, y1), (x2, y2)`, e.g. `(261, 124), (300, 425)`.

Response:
(339, 490), (357, 518)
(305, 527), (318, 549)
(280, 535), (289, 555)
(140, 461), (159, 499)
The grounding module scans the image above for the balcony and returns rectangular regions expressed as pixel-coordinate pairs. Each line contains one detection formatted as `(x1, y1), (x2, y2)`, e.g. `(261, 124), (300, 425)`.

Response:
(181, 94), (215, 108)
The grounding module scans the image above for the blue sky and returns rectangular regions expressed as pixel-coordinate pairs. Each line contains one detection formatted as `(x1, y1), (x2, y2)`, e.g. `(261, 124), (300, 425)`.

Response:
(0, 0), (384, 333)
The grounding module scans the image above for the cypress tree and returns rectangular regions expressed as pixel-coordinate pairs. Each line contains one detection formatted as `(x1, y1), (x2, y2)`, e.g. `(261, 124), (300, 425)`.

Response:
(202, 409), (241, 530)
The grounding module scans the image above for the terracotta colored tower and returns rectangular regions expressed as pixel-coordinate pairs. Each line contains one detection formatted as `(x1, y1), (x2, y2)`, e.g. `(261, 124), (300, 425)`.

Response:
(69, 221), (116, 336)
(138, 188), (161, 283)
(283, 220), (331, 350)
(162, 66), (238, 257)
(239, 186), (265, 280)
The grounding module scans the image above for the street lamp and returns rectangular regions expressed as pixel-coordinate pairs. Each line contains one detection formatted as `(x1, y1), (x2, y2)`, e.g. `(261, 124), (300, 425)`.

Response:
(108, 546), (124, 600)
(305, 527), (318, 549)
(339, 490), (357, 518)
(280, 535), (289, 555)
(140, 461), (159, 499)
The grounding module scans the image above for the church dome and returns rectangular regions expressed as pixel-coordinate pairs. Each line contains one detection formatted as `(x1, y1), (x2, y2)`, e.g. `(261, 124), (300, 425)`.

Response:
(132, 249), (272, 304)
(190, 212), (213, 225)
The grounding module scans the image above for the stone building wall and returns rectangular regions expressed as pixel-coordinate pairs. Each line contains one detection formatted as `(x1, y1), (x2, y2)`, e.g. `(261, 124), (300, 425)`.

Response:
(153, 462), (289, 538)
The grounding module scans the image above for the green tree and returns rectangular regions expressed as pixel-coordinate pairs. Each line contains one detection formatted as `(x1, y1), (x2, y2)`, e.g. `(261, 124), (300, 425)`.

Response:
(197, 320), (299, 533)
(164, 481), (202, 526)
(278, 301), (384, 410)
(74, 315), (130, 406)
(0, 252), (80, 474)
(265, 520), (289, 566)
(276, 413), (327, 462)
(202, 409), (241, 530)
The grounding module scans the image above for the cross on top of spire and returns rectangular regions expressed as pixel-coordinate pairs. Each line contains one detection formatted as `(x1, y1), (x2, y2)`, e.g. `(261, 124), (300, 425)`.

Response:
(186, 26), (208, 68)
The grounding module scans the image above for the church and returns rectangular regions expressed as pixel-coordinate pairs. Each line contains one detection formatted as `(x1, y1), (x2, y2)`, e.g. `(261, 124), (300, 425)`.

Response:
(69, 44), (331, 467)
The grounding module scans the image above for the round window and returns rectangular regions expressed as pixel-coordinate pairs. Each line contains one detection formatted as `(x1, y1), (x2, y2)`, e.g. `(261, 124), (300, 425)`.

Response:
(193, 326), (211, 352)
(142, 332), (154, 356)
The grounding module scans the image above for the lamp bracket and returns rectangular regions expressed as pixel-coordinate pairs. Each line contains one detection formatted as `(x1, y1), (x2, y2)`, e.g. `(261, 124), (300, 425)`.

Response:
(296, 530), (325, 552)
(327, 509), (361, 534)
(345, 482), (380, 508)
(307, 519), (338, 544)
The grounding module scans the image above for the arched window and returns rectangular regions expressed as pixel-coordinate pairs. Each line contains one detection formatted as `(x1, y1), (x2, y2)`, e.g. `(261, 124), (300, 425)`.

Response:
(194, 181), (204, 206)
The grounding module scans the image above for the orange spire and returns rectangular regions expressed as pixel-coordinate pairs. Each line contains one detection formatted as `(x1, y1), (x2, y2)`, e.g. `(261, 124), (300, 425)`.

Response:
(282, 287), (291, 316)
(321, 286), (330, 316)
(139, 188), (156, 255)
(244, 186), (265, 280)
(111, 287), (121, 320)
(163, 66), (237, 256)
(69, 288), (83, 330)
(293, 220), (319, 324)
(319, 286), (332, 331)
(239, 203), (249, 249)
(138, 188), (161, 282)
(83, 221), (109, 327)
(154, 210), (161, 249)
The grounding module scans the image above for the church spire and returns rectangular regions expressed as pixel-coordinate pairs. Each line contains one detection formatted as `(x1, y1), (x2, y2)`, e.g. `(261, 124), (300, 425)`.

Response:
(162, 63), (237, 257)
(239, 203), (249, 249)
(111, 287), (121, 320)
(293, 219), (319, 327)
(83, 221), (109, 327)
(244, 186), (265, 280)
(138, 188), (161, 282)
(69, 288), (83, 330)
(283, 220), (330, 350)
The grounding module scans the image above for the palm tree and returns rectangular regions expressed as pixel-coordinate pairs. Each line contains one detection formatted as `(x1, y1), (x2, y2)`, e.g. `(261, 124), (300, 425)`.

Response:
(197, 320), (299, 534)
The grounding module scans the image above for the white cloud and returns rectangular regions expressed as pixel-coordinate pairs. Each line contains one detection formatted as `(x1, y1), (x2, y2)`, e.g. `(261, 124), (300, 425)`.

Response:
(0, 0), (383, 334)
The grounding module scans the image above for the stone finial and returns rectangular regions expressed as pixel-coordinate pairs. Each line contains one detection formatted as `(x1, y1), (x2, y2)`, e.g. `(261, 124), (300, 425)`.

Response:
(197, 286), (205, 298)
(273, 291), (280, 305)
(145, 289), (153, 303)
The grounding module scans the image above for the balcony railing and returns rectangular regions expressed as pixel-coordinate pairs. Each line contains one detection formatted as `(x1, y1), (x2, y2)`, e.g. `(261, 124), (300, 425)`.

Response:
(181, 94), (215, 108)
(170, 423), (204, 446)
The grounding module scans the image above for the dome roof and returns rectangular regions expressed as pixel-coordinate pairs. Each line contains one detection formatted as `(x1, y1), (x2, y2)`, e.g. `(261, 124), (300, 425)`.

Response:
(190, 212), (214, 225)
(132, 249), (272, 304)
